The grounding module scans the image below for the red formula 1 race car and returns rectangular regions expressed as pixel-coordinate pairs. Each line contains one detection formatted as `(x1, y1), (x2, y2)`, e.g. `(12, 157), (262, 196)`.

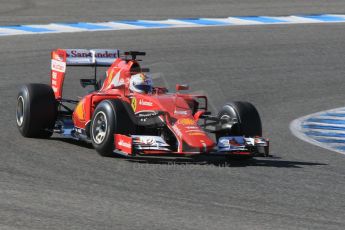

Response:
(16, 49), (269, 158)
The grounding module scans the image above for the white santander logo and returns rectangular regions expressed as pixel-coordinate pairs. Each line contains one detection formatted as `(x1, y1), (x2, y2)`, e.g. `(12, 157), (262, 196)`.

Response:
(118, 140), (131, 148)
(139, 99), (153, 106)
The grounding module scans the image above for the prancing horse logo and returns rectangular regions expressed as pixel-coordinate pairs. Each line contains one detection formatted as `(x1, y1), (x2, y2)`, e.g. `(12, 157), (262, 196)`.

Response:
(131, 97), (137, 111)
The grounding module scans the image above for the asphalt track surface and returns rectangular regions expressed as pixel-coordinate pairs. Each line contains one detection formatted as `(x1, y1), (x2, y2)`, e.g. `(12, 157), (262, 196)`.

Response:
(1, 0), (345, 25)
(1, 1), (345, 230)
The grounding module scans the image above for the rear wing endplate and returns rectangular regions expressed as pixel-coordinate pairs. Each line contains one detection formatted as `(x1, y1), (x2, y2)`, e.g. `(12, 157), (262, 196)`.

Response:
(50, 49), (145, 99)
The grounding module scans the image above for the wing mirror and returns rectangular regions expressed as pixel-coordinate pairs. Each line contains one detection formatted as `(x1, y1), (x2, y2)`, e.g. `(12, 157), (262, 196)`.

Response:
(176, 84), (189, 91)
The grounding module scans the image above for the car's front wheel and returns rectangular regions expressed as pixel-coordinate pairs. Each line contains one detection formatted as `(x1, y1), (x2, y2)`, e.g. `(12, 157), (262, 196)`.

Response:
(217, 101), (262, 138)
(90, 99), (135, 157)
(217, 101), (262, 160)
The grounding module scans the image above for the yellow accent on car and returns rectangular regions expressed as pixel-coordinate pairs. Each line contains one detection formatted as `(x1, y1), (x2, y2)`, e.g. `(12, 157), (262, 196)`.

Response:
(178, 118), (196, 125)
(74, 100), (85, 121)
(131, 97), (137, 111)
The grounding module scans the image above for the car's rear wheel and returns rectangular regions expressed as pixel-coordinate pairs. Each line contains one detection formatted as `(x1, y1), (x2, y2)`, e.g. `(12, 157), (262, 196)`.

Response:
(16, 84), (57, 138)
(90, 99), (135, 157)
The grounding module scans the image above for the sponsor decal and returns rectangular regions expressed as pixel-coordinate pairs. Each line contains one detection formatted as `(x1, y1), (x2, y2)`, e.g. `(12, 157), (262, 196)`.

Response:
(189, 133), (204, 136)
(188, 131), (205, 136)
(172, 125), (183, 138)
(115, 134), (132, 154)
(52, 72), (57, 80)
(139, 99), (153, 107)
(67, 50), (117, 58)
(186, 129), (202, 133)
(174, 110), (189, 115)
(185, 126), (199, 129)
(114, 134), (132, 154)
(51, 59), (66, 73)
(51, 71), (59, 93)
(178, 118), (196, 126)
(131, 97), (137, 111)
(139, 136), (156, 145)
(136, 111), (161, 124)
(67, 50), (91, 58)
(118, 139), (131, 148)
(132, 136), (170, 149)
(137, 111), (158, 118)
(94, 51), (117, 58)
(219, 137), (245, 147)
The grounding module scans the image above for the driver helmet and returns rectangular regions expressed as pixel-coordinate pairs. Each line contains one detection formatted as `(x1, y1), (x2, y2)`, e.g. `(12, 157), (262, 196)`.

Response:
(129, 73), (153, 93)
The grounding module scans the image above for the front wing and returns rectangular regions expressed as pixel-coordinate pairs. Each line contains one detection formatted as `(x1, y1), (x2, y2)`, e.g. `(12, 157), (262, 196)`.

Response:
(114, 134), (269, 157)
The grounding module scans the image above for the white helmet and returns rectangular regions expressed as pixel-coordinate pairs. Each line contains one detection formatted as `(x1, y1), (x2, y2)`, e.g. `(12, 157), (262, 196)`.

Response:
(129, 73), (153, 93)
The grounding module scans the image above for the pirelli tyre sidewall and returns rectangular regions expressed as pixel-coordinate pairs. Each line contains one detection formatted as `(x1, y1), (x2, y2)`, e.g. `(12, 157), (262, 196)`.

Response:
(16, 84), (57, 138)
(90, 99), (135, 157)
(218, 101), (262, 137)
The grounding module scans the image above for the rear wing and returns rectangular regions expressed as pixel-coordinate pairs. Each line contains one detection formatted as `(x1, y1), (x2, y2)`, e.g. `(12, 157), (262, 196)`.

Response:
(53, 48), (121, 67)
(50, 49), (146, 99)
(51, 49), (121, 99)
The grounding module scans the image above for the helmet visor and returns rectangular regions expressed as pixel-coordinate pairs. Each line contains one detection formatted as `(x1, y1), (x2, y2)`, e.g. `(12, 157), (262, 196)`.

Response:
(135, 84), (152, 93)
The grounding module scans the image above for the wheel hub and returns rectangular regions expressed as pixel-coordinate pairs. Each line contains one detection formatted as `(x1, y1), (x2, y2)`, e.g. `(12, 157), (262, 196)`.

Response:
(92, 111), (108, 144)
(16, 96), (24, 127)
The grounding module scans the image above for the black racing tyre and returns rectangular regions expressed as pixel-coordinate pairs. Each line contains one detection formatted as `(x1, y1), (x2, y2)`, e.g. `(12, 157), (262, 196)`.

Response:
(16, 84), (57, 138)
(90, 99), (135, 157)
(218, 101), (262, 137)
